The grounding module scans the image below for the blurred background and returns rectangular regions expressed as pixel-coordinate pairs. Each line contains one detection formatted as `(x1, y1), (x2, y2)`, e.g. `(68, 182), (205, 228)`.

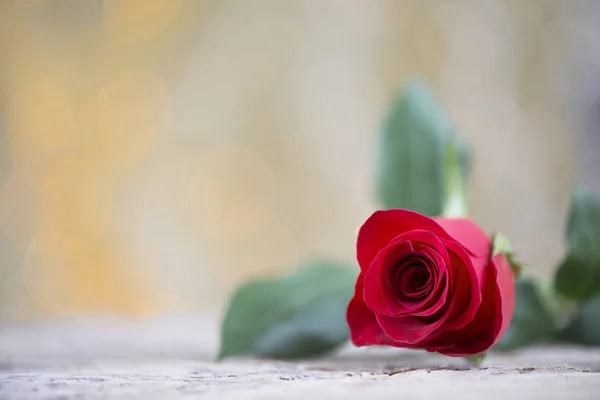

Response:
(0, 0), (599, 323)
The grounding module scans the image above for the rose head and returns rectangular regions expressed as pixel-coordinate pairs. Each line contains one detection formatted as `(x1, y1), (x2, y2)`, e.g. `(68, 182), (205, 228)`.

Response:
(347, 209), (516, 357)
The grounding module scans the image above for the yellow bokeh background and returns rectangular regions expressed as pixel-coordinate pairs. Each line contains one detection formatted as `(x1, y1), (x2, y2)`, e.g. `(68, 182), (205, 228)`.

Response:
(0, 0), (596, 321)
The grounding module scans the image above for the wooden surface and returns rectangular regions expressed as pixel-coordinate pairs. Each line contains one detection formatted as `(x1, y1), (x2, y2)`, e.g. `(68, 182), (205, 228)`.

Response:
(1, 314), (599, 399)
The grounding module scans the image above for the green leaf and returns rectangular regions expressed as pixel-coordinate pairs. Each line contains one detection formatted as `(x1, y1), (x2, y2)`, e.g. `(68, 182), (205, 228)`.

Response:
(375, 80), (471, 217)
(490, 232), (525, 277)
(493, 278), (556, 351)
(217, 259), (357, 361)
(555, 185), (600, 300)
(560, 293), (600, 345)
(492, 233), (512, 256)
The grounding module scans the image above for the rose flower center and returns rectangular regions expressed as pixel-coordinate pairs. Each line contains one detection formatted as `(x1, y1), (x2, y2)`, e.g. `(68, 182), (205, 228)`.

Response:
(391, 257), (434, 301)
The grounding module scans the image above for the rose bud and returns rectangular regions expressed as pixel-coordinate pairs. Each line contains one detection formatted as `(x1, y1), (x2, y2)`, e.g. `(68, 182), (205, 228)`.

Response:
(347, 208), (516, 357)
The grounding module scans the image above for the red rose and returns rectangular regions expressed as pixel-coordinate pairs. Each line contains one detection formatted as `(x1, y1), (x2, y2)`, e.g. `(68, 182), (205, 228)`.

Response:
(346, 209), (516, 356)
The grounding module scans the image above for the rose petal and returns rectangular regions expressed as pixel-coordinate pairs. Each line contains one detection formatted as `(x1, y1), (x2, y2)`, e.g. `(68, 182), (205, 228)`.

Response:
(430, 264), (497, 356)
(388, 259), (430, 303)
(357, 209), (453, 271)
(399, 265), (430, 298)
(376, 313), (446, 345)
(387, 229), (453, 268)
(346, 273), (403, 347)
(411, 276), (448, 317)
(435, 238), (483, 331)
(414, 240), (481, 350)
(364, 231), (451, 317)
(409, 242), (449, 317)
(363, 241), (414, 315)
(491, 253), (516, 343)
(387, 231), (452, 316)
(425, 253), (515, 356)
(434, 217), (490, 258)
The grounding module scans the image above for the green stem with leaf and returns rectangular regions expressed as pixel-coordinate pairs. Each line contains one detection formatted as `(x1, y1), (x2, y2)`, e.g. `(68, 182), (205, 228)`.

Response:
(441, 136), (468, 218)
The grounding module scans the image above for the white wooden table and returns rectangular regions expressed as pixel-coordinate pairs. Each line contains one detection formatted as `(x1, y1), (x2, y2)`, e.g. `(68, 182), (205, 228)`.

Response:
(1, 314), (599, 399)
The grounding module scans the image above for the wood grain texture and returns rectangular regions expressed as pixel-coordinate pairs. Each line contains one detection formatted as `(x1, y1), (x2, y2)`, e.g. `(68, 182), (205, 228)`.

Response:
(1, 315), (599, 399)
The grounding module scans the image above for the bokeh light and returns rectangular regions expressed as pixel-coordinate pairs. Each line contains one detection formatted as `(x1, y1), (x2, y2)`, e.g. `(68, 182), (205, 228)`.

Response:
(7, 78), (76, 170)
(0, 172), (41, 250)
(187, 146), (277, 242)
(0, 0), (589, 323)
(103, 0), (183, 43)
(213, 220), (300, 285)
(22, 229), (156, 317)
(11, 0), (49, 9)
(87, 68), (172, 170)
(39, 157), (117, 240)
